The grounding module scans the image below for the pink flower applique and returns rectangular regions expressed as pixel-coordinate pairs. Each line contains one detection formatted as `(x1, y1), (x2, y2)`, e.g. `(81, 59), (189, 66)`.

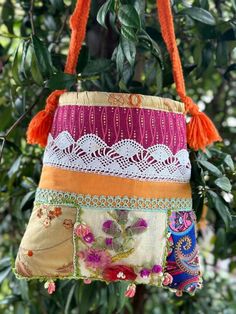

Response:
(125, 283), (136, 298)
(78, 248), (111, 270)
(44, 281), (56, 294)
(74, 223), (91, 237)
(162, 272), (173, 286)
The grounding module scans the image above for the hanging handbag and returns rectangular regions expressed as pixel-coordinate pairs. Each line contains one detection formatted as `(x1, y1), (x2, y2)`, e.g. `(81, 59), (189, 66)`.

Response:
(14, 0), (221, 297)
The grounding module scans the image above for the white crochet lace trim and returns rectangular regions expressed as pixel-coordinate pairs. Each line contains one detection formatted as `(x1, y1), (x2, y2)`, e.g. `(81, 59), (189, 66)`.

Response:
(43, 131), (191, 182)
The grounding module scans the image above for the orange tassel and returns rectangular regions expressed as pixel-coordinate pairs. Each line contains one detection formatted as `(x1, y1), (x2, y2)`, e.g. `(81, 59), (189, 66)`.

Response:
(27, 90), (65, 147)
(27, 0), (91, 147)
(156, 0), (222, 151)
(187, 112), (222, 151)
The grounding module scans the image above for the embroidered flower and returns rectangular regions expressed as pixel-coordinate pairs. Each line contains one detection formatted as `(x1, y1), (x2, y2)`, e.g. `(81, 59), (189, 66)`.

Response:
(54, 207), (62, 217)
(162, 272), (173, 286)
(83, 232), (95, 244)
(48, 210), (55, 219)
(43, 217), (51, 228)
(102, 220), (121, 236)
(44, 281), (56, 294)
(79, 248), (111, 269)
(140, 268), (151, 278)
(103, 265), (137, 281)
(126, 218), (148, 235)
(125, 283), (136, 298)
(74, 223), (91, 237)
(63, 219), (74, 229)
(37, 208), (43, 218)
(152, 264), (163, 274)
(27, 250), (33, 257)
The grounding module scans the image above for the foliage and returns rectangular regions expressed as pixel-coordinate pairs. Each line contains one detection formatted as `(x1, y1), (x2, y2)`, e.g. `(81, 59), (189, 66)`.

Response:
(0, 0), (235, 313)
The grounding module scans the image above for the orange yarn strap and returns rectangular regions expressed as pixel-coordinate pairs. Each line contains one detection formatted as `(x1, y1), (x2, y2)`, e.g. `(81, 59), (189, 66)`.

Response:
(156, 0), (221, 150)
(27, 0), (91, 146)
(65, 0), (91, 74)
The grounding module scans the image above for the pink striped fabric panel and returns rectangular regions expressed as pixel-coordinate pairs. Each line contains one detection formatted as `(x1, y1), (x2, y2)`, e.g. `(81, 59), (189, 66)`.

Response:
(51, 106), (187, 154)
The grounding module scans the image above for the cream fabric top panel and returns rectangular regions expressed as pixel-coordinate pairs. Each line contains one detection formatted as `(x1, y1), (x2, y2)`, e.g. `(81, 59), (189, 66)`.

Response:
(59, 91), (185, 114)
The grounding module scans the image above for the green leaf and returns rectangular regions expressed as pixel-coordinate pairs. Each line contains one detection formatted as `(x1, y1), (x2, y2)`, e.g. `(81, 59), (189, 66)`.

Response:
(31, 48), (44, 85)
(20, 191), (35, 211)
(214, 177), (232, 192)
(198, 160), (222, 177)
(82, 59), (112, 75)
(121, 25), (137, 42)
(7, 156), (22, 178)
(118, 5), (141, 29)
(115, 44), (125, 74)
(46, 72), (76, 90)
(32, 35), (54, 78)
(97, 0), (114, 28)
(224, 155), (235, 171)
(77, 45), (89, 73)
(121, 38), (136, 67)
(216, 41), (228, 67)
(0, 267), (11, 284)
(182, 7), (216, 25)
(207, 190), (232, 230)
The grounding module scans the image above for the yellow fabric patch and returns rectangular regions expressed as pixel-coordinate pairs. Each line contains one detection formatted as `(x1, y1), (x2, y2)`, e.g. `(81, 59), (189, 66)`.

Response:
(59, 91), (185, 113)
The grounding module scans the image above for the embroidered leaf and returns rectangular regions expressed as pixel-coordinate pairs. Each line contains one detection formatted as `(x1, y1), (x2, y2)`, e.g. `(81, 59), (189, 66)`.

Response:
(111, 248), (134, 262)
(102, 220), (121, 236)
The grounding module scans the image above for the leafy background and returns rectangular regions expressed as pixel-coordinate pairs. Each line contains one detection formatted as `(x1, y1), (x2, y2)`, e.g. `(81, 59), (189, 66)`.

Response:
(0, 0), (235, 313)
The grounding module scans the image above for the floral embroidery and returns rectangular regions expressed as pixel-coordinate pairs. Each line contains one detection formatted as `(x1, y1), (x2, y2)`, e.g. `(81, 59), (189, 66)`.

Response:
(140, 268), (151, 278)
(75, 210), (150, 283)
(79, 248), (111, 270)
(63, 219), (74, 229)
(103, 265), (137, 281)
(36, 205), (63, 228)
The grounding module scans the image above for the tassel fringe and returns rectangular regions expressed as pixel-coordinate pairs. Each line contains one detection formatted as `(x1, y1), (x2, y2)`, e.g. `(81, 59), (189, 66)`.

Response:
(27, 90), (65, 147)
(187, 111), (222, 151)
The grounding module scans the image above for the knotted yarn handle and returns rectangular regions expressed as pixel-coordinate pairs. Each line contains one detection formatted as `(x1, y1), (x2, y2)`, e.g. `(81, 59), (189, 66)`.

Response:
(156, 0), (221, 150)
(27, 0), (91, 146)
(27, 0), (221, 151)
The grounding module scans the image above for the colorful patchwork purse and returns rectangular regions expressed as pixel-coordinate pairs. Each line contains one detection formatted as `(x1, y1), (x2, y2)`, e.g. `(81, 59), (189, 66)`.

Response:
(14, 0), (221, 297)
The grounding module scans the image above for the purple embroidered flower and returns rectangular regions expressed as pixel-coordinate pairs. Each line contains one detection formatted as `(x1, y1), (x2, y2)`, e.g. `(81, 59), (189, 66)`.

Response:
(83, 232), (95, 244)
(80, 248), (111, 269)
(105, 238), (113, 247)
(126, 218), (148, 235)
(140, 268), (151, 278)
(102, 220), (121, 235)
(152, 264), (163, 274)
